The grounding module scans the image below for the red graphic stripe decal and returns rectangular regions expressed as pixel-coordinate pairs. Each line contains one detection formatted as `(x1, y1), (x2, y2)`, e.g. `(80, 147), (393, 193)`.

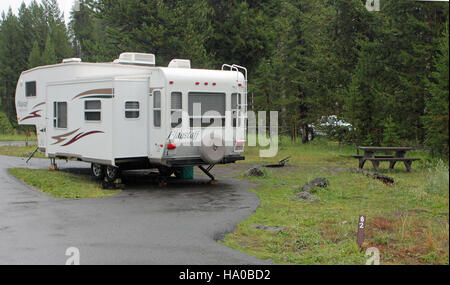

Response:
(62, 131), (104, 146)
(72, 88), (114, 100)
(20, 110), (42, 122)
(32, 102), (45, 109)
(52, 129), (80, 145)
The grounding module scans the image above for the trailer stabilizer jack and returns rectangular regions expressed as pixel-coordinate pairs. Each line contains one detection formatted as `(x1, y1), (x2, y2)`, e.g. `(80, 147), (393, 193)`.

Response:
(49, 158), (58, 171)
(26, 147), (39, 164)
(158, 180), (168, 188)
(198, 165), (218, 184)
(101, 178), (124, 190)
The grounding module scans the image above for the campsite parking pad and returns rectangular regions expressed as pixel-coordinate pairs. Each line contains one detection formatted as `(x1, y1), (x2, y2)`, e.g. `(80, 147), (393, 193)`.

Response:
(0, 155), (269, 265)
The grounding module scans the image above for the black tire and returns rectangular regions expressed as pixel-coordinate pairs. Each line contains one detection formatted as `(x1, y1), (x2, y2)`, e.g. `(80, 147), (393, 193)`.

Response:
(173, 168), (183, 179)
(105, 165), (120, 182)
(158, 166), (174, 177)
(91, 163), (105, 180)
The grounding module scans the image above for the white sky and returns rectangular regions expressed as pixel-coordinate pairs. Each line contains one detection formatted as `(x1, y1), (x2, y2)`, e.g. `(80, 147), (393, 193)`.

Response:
(0, 0), (75, 24)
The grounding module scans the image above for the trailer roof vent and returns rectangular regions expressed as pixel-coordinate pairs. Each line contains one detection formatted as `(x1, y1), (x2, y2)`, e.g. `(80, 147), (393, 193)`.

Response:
(168, 59), (191, 69)
(114, 52), (156, 66)
(62, 58), (82, 63)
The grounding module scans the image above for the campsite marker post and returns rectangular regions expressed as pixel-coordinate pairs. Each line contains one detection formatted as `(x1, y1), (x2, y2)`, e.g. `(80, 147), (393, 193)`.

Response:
(357, 215), (366, 249)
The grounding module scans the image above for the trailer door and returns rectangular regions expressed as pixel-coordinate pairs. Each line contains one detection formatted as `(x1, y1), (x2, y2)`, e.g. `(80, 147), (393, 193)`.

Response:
(148, 87), (165, 160)
(113, 79), (148, 159)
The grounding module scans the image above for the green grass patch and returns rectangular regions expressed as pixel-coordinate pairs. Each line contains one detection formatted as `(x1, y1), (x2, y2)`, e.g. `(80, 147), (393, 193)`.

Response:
(238, 137), (357, 166)
(0, 145), (45, 158)
(0, 133), (37, 141)
(8, 168), (120, 199)
(223, 138), (449, 265)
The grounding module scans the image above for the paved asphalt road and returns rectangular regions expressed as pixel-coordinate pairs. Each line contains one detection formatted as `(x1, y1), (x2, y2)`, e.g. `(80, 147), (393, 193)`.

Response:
(0, 154), (269, 265)
(0, 141), (36, 147)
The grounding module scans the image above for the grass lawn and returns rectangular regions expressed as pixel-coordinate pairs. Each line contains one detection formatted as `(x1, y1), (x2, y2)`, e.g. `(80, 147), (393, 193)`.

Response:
(0, 133), (37, 141)
(221, 138), (449, 265)
(0, 145), (46, 158)
(8, 168), (120, 199)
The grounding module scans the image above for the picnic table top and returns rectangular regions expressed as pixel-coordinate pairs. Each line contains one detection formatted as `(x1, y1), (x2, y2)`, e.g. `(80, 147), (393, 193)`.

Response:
(358, 146), (414, 151)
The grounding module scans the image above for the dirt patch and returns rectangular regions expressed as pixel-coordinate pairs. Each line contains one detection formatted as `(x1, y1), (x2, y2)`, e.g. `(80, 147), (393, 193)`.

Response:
(330, 167), (349, 174)
(249, 225), (287, 233)
(370, 217), (395, 231)
(394, 209), (430, 218)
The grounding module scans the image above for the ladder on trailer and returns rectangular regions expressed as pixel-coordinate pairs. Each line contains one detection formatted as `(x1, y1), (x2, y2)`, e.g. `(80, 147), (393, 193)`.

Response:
(221, 64), (248, 133)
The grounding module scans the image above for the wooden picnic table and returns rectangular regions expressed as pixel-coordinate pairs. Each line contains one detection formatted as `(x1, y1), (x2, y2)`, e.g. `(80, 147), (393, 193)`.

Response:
(353, 146), (420, 172)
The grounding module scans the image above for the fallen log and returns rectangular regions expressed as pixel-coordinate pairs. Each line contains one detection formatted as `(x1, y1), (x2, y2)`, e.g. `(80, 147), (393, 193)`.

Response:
(349, 168), (395, 185)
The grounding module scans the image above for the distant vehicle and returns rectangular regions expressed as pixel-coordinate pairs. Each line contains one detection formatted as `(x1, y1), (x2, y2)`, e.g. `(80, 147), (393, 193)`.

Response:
(15, 52), (247, 183)
(312, 115), (353, 138)
(319, 115), (352, 131)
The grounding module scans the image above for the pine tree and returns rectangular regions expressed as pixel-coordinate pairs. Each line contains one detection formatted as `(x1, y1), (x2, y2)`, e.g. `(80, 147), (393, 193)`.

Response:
(29, 0), (49, 50)
(42, 0), (72, 61)
(28, 40), (42, 68)
(423, 21), (449, 157)
(18, 3), (34, 68)
(0, 9), (24, 122)
(343, 39), (385, 146)
(42, 34), (57, 65)
(382, 116), (401, 147)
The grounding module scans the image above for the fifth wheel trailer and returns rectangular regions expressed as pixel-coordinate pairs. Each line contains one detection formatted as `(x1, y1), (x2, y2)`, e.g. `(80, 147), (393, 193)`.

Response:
(15, 53), (247, 183)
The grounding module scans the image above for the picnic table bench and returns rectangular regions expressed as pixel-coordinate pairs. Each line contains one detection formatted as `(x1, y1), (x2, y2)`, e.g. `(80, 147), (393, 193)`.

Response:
(352, 146), (420, 172)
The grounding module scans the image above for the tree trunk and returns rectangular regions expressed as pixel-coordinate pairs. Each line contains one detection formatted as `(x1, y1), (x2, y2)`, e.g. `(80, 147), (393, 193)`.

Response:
(301, 124), (308, 144)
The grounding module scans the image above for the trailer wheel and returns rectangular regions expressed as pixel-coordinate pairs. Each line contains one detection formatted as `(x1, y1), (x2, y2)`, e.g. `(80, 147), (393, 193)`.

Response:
(91, 163), (105, 180)
(158, 166), (174, 177)
(105, 166), (120, 183)
(173, 168), (182, 179)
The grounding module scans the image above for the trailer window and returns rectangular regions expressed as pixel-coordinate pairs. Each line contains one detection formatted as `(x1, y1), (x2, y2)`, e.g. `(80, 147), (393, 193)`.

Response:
(231, 93), (241, 127)
(85, 100), (101, 121)
(125, 101), (140, 119)
(26, 81), (36, 97)
(153, 90), (161, 127)
(188, 92), (225, 127)
(171, 92), (182, 128)
(53, 102), (67, 129)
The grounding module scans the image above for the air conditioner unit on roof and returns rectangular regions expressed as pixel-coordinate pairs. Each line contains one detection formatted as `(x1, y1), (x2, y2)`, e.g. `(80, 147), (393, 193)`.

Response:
(62, 58), (82, 63)
(168, 59), (191, 69)
(114, 52), (156, 66)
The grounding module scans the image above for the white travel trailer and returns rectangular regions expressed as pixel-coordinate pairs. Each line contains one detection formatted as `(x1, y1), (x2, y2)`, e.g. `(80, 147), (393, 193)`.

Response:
(15, 53), (247, 183)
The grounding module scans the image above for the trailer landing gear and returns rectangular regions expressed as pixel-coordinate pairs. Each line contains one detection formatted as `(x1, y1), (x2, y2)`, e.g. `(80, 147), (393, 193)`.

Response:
(158, 179), (168, 188)
(157, 167), (171, 188)
(198, 165), (218, 184)
(49, 158), (58, 171)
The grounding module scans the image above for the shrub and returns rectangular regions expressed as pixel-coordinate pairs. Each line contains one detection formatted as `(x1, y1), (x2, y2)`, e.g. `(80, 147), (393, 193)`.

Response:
(0, 111), (13, 134)
(424, 160), (449, 195)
